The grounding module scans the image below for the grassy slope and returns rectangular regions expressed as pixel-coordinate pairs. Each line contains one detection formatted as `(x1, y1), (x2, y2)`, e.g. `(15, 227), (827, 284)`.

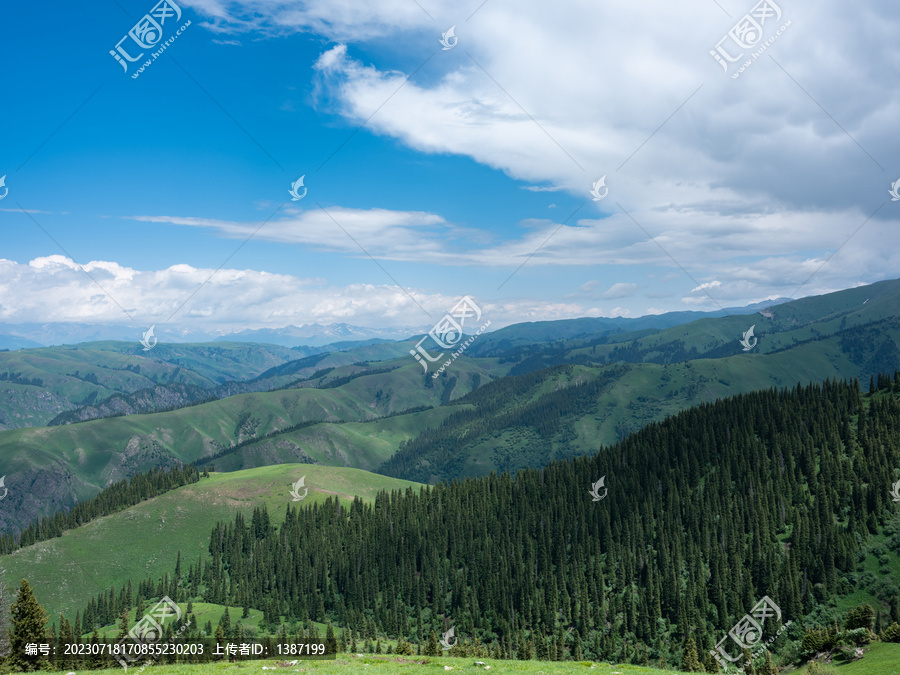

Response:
(583, 277), (900, 362)
(391, 330), (889, 482)
(212, 405), (465, 472)
(80, 341), (301, 384)
(0, 348), (212, 429)
(1, 464), (423, 621)
(822, 641), (900, 673)
(0, 342), (304, 430)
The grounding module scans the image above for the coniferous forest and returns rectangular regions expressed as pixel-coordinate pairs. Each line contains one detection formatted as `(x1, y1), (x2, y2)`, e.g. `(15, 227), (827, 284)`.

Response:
(57, 373), (900, 669)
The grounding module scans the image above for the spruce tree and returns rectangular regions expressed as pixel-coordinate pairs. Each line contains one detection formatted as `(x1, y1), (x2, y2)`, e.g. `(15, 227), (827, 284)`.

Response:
(681, 635), (702, 672)
(882, 622), (900, 642)
(88, 628), (102, 669)
(702, 649), (721, 672)
(845, 604), (875, 631)
(9, 579), (49, 672)
(116, 608), (130, 639)
(761, 650), (779, 675)
(325, 621), (338, 654)
(425, 630), (441, 656)
(219, 606), (231, 637)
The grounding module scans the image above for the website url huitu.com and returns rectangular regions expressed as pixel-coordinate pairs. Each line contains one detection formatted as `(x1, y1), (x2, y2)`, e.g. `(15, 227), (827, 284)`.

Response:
(731, 20), (791, 79)
(431, 320), (492, 379)
(131, 20), (192, 80)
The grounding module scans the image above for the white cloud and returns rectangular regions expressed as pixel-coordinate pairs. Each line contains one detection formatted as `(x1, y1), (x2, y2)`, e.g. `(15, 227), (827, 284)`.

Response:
(600, 283), (639, 300)
(180, 0), (431, 41)
(282, 0), (899, 304)
(0, 257), (633, 330)
(690, 280), (722, 294)
(140, 197), (900, 311)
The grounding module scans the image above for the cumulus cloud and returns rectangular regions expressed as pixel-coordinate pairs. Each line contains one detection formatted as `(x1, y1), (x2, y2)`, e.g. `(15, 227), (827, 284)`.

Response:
(0, 256), (617, 330)
(139, 198), (900, 311)
(287, 0), (898, 306)
(16, 0), (897, 329)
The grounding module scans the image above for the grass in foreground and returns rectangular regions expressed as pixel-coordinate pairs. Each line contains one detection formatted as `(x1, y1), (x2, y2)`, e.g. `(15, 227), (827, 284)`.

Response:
(25, 642), (900, 675)
(25, 654), (673, 675)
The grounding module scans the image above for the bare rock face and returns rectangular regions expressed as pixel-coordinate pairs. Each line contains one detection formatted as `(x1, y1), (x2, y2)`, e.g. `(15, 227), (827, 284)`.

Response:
(0, 440), (181, 535)
(0, 464), (82, 536)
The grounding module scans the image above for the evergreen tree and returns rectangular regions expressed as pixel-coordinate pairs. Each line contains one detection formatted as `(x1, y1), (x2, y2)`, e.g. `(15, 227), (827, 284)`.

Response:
(702, 650), (721, 672)
(325, 621), (338, 654)
(213, 624), (226, 656)
(845, 604), (875, 631)
(116, 608), (130, 639)
(882, 622), (900, 642)
(88, 628), (102, 669)
(9, 579), (49, 672)
(425, 630), (441, 656)
(218, 606), (232, 637)
(681, 635), (702, 672)
(761, 650), (779, 675)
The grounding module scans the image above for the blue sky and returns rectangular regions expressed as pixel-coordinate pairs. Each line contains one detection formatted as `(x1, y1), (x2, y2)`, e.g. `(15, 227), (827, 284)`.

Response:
(1, 0), (898, 335)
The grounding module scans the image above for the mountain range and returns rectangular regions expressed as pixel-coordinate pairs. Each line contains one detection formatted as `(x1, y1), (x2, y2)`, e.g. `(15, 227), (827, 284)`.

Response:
(1, 278), (899, 673)
(0, 299), (787, 349)
(0, 279), (896, 533)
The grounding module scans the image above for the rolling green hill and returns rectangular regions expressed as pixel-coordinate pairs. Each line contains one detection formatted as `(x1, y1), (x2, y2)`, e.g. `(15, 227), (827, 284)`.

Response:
(381, 320), (900, 483)
(0, 358), (487, 531)
(0, 347), (213, 430)
(0, 342), (301, 430)
(470, 277), (900, 374)
(0, 279), (897, 533)
(46, 341), (417, 427)
(0, 464), (423, 621)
